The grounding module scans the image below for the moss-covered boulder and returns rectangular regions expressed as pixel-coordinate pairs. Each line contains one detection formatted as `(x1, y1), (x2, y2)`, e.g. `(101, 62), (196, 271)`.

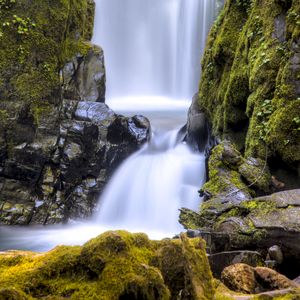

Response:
(181, 189), (300, 278)
(199, 141), (271, 204)
(0, 231), (216, 300)
(198, 0), (300, 182)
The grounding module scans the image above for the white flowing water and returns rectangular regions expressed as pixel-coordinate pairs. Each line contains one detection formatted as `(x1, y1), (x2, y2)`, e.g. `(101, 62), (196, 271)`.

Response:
(0, 0), (222, 251)
(93, 0), (221, 101)
(93, 0), (222, 236)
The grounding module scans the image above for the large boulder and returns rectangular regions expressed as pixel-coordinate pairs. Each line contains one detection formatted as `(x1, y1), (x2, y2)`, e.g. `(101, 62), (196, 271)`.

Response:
(0, 232), (215, 300)
(221, 263), (298, 294)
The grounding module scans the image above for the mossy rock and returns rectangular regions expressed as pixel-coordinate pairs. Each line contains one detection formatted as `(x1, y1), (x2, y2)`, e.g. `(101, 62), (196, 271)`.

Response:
(199, 0), (300, 173)
(200, 141), (271, 204)
(0, 230), (217, 300)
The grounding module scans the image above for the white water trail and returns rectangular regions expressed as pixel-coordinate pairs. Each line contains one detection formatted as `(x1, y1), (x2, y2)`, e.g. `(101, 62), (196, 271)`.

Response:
(92, 0), (222, 237)
(95, 130), (206, 236)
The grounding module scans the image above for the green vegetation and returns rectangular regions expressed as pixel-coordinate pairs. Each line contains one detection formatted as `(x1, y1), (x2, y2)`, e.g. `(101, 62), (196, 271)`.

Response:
(0, 0), (95, 153)
(0, 231), (216, 300)
(199, 0), (300, 167)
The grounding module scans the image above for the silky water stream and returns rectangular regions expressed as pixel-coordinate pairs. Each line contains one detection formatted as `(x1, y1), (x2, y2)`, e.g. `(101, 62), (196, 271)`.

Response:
(0, 0), (222, 251)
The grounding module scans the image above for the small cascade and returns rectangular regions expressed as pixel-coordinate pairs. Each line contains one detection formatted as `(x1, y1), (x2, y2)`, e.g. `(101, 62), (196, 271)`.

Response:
(95, 129), (206, 235)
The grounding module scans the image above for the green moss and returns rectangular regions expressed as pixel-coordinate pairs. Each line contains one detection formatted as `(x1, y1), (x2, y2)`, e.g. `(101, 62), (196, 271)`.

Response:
(0, 231), (218, 300)
(199, 0), (300, 168)
(0, 0), (95, 139)
(201, 143), (253, 199)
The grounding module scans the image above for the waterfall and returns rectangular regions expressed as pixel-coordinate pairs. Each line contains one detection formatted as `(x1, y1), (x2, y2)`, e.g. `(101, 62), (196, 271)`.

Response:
(92, 0), (222, 237)
(93, 0), (220, 101)
(95, 130), (206, 234)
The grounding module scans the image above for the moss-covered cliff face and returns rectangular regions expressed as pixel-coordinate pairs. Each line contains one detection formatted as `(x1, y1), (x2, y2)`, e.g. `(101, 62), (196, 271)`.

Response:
(199, 0), (300, 178)
(0, 0), (94, 109)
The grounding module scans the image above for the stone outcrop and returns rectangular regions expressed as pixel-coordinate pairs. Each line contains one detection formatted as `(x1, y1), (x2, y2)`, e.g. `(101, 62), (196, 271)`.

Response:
(0, 0), (151, 224)
(180, 189), (300, 279)
(0, 67), (150, 225)
(198, 0), (300, 184)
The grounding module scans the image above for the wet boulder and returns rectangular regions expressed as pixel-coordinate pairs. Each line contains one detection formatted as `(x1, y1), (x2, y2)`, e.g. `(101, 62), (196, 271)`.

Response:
(186, 94), (209, 152)
(62, 44), (106, 103)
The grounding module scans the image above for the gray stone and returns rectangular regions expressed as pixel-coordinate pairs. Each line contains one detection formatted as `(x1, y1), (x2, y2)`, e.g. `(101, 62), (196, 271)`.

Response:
(186, 94), (209, 151)
(273, 13), (286, 43)
(62, 45), (106, 102)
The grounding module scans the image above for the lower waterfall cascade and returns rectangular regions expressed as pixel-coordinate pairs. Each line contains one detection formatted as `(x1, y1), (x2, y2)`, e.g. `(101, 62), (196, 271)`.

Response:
(0, 0), (222, 251)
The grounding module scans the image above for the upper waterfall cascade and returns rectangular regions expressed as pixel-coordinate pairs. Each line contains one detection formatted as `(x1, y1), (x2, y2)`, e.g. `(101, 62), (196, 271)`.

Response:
(93, 0), (222, 102)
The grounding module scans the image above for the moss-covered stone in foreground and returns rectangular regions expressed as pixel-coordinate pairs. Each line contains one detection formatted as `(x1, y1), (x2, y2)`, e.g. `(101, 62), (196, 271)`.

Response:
(0, 231), (215, 300)
(1, 231), (299, 299)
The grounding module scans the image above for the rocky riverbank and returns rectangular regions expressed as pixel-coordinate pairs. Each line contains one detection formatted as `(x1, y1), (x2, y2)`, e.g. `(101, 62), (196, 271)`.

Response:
(179, 0), (300, 297)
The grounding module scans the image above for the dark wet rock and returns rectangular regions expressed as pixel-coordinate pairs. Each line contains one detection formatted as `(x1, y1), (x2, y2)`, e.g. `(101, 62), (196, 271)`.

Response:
(0, 76), (150, 225)
(209, 251), (264, 279)
(62, 45), (106, 103)
(186, 94), (209, 151)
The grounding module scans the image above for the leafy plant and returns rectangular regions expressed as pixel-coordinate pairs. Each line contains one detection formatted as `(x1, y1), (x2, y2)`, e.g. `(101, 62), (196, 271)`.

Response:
(12, 15), (36, 35)
(256, 99), (273, 141)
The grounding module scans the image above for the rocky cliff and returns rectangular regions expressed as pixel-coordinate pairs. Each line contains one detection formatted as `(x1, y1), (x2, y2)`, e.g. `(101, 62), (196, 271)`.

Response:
(181, 0), (300, 288)
(198, 0), (300, 185)
(0, 0), (150, 224)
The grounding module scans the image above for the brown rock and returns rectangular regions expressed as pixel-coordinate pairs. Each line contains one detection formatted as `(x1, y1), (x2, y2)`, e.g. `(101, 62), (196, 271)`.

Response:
(221, 263), (299, 295)
(221, 263), (258, 294)
(255, 267), (298, 290)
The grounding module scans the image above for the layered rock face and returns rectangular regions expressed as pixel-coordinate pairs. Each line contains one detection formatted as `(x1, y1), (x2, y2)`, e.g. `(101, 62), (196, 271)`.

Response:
(0, 0), (150, 224)
(198, 0), (300, 183)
